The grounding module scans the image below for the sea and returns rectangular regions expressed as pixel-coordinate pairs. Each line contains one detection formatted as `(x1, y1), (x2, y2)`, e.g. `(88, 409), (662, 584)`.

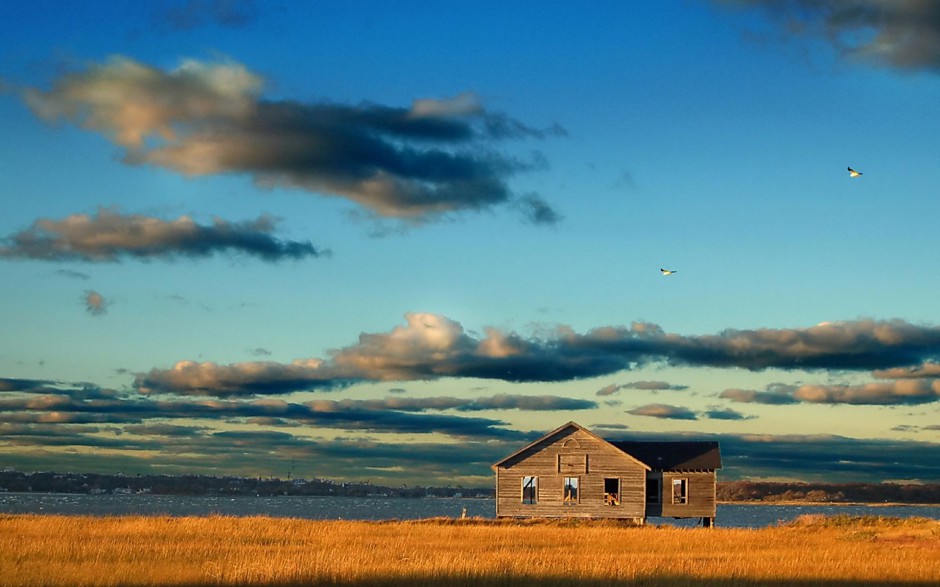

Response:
(1, 493), (938, 528)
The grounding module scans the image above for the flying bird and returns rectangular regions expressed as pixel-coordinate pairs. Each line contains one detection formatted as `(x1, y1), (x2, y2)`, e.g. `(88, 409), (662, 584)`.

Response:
(660, 268), (677, 276)
(848, 166), (862, 178)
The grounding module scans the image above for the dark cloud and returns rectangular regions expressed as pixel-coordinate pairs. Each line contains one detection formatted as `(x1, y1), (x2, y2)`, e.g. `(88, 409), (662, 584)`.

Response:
(607, 429), (940, 483)
(717, 0), (940, 71)
(720, 385), (801, 405)
(4, 389), (940, 483)
(0, 388), (534, 442)
(0, 208), (325, 262)
(703, 407), (753, 420)
(0, 377), (53, 392)
(626, 403), (699, 420)
(516, 194), (562, 225)
(135, 315), (940, 397)
(123, 423), (209, 437)
(155, 0), (260, 31)
(84, 290), (108, 316)
(22, 57), (562, 223)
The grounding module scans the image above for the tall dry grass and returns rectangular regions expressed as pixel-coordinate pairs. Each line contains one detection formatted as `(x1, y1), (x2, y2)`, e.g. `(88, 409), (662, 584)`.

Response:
(1, 514), (938, 586)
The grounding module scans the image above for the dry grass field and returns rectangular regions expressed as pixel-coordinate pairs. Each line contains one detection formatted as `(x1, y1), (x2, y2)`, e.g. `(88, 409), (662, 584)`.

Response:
(1, 514), (938, 586)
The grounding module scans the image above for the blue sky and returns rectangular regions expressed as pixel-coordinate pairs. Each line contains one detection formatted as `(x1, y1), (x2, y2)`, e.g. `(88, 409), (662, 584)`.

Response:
(2, 0), (940, 486)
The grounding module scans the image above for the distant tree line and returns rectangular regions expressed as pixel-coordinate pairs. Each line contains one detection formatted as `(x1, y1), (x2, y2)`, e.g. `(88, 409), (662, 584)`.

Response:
(0, 470), (492, 499)
(4, 471), (938, 504)
(717, 481), (940, 504)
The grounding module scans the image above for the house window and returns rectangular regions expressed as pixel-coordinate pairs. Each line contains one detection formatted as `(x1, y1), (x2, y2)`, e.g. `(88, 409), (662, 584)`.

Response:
(672, 478), (688, 505)
(603, 478), (620, 506)
(646, 477), (660, 504)
(563, 477), (579, 504)
(522, 476), (538, 504)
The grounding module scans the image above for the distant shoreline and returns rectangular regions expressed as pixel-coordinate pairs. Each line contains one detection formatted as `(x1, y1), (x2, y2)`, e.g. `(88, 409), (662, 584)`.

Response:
(718, 500), (940, 507)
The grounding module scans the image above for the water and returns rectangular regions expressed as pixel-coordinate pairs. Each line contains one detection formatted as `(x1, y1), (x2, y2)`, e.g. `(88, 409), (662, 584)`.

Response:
(1, 493), (937, 528)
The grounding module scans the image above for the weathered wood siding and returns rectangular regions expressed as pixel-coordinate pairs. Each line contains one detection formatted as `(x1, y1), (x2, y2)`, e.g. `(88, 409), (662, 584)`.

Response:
(495, 426), (647, 519)
(656, 471), (716, 518)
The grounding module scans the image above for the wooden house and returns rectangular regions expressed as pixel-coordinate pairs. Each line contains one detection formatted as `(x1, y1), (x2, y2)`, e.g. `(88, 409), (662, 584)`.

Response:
(492, 421), (721, 526)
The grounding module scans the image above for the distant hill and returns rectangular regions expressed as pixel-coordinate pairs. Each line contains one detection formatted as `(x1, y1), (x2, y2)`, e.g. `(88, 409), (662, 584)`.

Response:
(717, 481), (940, 504)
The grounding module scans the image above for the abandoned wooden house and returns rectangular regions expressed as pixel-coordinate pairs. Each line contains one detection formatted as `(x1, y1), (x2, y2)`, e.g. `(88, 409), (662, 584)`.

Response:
(492, 421), (722, 526)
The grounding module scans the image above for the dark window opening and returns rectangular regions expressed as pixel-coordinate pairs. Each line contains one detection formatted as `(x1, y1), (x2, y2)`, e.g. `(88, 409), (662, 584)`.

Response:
(646, 478), (660, 504)
(604, 478), (620, 506)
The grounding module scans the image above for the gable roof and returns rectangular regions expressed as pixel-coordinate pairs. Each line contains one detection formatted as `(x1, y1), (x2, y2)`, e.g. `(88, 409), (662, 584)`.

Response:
(491, 421), (650, 471)
(610, 441), (722, 471)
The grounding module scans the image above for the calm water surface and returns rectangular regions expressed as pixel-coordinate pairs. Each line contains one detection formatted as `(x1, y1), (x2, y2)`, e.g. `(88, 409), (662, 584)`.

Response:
(1, 493), (937, 528)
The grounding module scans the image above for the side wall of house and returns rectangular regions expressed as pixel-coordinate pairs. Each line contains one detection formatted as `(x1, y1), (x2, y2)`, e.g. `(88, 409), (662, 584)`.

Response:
(656, 471), (716, 518)
(496, 427), (647, 519)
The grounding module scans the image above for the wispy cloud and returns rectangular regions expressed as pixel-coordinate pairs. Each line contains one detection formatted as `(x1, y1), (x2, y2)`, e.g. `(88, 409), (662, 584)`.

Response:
(154, 0), (261, 31)
(0, 208), (326, 262)
(516, 194), (562, 225)
(597, 380), (688, 396)
(21, 57), (563, 224)
(84, 290), (108, 316)
(136, 314), (940, 397)
(718, 0), (940, 71)
(54, 269), (91, 280)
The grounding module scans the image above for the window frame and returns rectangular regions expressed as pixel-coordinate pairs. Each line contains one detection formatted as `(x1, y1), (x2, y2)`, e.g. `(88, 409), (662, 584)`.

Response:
(521, 475), (538, 505)
(672, 477), (688, 505)
(562, 476), (580, 505)
(603, 477), (620, 506)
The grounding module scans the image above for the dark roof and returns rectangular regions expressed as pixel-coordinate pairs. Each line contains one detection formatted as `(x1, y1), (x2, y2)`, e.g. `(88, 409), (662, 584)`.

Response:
(610, 441), (722, 471)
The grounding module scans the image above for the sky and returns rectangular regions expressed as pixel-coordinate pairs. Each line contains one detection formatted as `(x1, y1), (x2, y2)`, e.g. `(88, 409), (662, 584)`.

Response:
(2, 0), (940, 487)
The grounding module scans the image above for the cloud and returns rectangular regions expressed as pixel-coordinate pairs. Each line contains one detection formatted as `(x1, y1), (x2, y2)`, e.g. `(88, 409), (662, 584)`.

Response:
(720, 385), (801, 405)
(703, 407), (753, 420)
(22, 56), (562, 223)
(5, 377), (940, 483)
(136, 315), (940, 396)
(302, 394), (595, 413)
(598, 380), (689, 395)
(874, 362), (940, 379)
(614, 429), (940, 483)
(722, 379), (940, 405)
(0, 387), (534, 441)
(626, 403), (698, 420)
(84, 290), (108, 316)
(792, 380), (940, 405)
(596, 384), (620, 397)
(154, 0), (260, 31)
(516, 194), (562, 225)
(55, 269), (91, 280)
(0, 208), (325, 262)
(718, 0), (940, 71)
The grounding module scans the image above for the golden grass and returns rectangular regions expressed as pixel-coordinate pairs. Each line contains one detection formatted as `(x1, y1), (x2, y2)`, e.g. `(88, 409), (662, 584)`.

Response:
(1, 514), (938, 586)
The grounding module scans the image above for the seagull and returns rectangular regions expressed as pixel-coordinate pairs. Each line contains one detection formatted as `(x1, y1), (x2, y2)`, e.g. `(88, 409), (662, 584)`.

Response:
(848, 166), (862, 178)
(660, 268), (677, 276)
